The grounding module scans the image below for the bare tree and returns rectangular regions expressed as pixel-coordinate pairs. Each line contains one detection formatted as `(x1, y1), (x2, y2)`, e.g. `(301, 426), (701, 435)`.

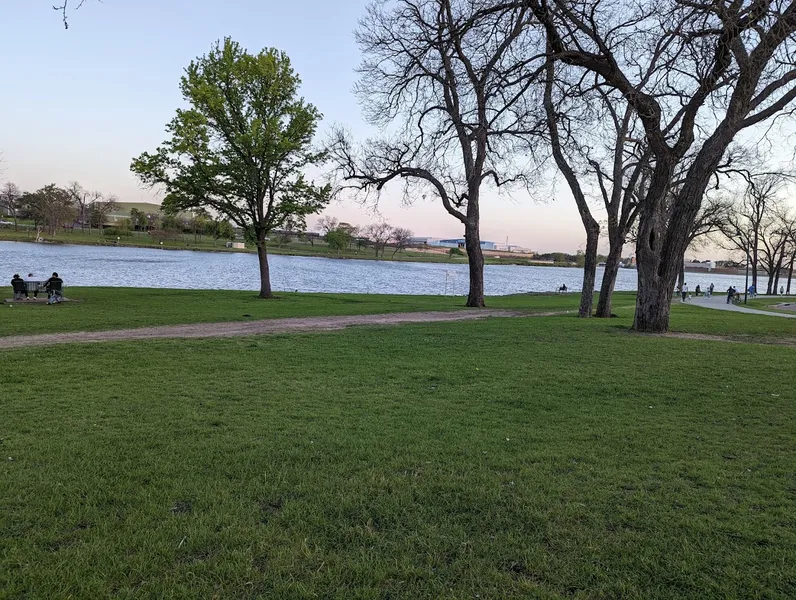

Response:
(676, 194), (734, 290)
(390, 227), (414, 257)
(0, 182), (23, 231)
(53, 0), (89, 29)
(364, 222), (394, 258)
(535, 0), (796, 332)
(720, 174), (787, 293)
(316, 216), (340, 236)
(543, 57), (649, 317)
(784, 227), (796, 294)
(88, 193), (119, 231)
(65, 181), (102, 230)
(330, 0), (545, 307)
(760, 204), (795, 294)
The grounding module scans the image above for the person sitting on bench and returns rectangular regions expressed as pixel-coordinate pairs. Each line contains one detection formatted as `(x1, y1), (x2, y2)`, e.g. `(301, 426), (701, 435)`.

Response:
(558, 284), (568, 293)
(11, 274), (27, 299)
(44, 272), (64, 303)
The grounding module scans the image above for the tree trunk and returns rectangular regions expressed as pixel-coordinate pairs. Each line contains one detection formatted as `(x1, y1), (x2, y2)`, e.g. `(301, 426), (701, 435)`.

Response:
(578, 225), (599, 317)
(787, 250), (795, 294)
(634, 269), (676, 332)
(596, 241), (623, 317)
(256, 240), (273, 299)
(633, 185), (682, 332)
(678, 265), (685, 294)
(464, 223), (485, 307)
(752, 240), (759, 291)
(773, 252), (785, 295)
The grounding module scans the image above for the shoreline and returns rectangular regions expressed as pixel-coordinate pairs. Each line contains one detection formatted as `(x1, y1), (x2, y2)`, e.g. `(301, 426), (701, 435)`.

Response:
(0, 236), (749, 276)
(0, 236), (585, 269)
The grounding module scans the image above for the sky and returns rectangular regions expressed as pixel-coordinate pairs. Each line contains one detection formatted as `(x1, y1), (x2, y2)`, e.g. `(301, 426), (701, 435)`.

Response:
(0, 0), (791, 257)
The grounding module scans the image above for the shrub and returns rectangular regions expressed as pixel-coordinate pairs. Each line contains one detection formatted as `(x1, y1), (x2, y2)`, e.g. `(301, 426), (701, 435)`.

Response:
(449, 247), (465, 256)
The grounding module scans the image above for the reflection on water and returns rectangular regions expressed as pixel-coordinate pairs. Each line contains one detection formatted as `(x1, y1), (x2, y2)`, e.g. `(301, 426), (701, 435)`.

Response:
(0, 241), (757, 296)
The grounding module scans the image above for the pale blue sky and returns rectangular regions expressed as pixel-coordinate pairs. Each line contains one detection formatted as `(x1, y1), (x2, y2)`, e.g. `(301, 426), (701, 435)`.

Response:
(0, 1), (649, 253)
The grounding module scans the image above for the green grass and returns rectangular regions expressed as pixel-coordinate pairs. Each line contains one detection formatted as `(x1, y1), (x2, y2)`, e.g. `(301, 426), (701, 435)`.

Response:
(743, 296), (796, 314)
(3, 286), (796, 342)
(0, 288), (602, 336)
(665, 302), (796, 340)
(1, 313), (794, 599)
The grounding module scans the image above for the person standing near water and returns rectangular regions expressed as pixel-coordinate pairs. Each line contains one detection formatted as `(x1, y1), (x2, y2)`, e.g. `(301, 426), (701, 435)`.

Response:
(682, 283), (688, 302)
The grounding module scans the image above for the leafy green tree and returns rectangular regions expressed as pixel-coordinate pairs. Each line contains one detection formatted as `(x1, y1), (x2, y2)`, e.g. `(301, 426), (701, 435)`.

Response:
(129, 208), (148, 231)
(207, 219), (236, 245)
(188, 209), (211, 243)
(326, 228), (352, 255)
(26, 184), (76, 235)
(131, 38), (330, 298)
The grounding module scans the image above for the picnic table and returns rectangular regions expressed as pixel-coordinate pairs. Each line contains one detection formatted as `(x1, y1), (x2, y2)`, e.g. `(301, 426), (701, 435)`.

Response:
(25, 281), (48, 295)
(11, 279), (65, 302)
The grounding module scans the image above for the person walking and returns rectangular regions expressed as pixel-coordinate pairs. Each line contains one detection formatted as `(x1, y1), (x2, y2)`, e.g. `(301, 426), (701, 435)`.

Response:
(682, 283), (688, 302)
(708, 283), (714, 298)
(726, 286), (735, 304)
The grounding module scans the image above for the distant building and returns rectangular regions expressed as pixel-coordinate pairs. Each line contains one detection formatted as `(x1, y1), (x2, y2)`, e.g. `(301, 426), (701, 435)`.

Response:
(684, 260), (716, 271)
(427, 238), (497, 250)
(106, 202), (164, 223)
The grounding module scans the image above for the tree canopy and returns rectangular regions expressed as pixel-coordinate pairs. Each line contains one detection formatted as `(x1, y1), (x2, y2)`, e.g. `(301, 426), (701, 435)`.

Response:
(131, 38), (330, 298)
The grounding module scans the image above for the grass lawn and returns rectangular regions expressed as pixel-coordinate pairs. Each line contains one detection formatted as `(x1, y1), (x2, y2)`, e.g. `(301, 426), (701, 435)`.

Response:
(0, 288), (613, 336)
(666, 302), (796, 340)
(744, 296), (796, 314)
(2, 287), (796, 342)
(1, 307), (795, 599)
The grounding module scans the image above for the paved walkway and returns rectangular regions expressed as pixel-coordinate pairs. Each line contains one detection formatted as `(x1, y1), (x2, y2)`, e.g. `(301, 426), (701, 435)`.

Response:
(688, 294), (796, 318)
(0, 309), (542, 350)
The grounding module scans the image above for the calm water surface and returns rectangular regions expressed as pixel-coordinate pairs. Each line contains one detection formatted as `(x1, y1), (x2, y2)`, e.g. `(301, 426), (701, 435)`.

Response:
(0, 241), (755, 295)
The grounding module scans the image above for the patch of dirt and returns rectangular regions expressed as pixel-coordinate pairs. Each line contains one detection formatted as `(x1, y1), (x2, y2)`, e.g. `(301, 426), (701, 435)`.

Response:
(663, 332), (796, 348)
(0, 309), (549, 349)
(769, 303), (796, 312)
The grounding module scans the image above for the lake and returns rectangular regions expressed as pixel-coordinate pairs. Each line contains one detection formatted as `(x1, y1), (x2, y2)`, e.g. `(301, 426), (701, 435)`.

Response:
(0, 241), (755, 296)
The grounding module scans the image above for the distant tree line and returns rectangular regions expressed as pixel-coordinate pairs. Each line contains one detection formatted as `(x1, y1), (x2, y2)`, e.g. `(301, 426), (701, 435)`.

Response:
(316, 216), (413, 258)
(0, 181), (118, 235)
(0, 180), (239, 246)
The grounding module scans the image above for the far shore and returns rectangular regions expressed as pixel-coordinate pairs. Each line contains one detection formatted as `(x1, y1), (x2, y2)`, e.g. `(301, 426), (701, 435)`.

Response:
(0, 235), (588, 269)
(0, 233), (749, 276)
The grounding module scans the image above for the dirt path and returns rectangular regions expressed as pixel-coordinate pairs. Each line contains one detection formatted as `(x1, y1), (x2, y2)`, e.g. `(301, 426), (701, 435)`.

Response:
(0, 309), (541, 349)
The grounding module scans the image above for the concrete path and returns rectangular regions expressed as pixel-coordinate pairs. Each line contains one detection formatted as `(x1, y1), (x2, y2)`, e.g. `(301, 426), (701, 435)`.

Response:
(0, 309), (540, 350)
(688, 294), (796, 318)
